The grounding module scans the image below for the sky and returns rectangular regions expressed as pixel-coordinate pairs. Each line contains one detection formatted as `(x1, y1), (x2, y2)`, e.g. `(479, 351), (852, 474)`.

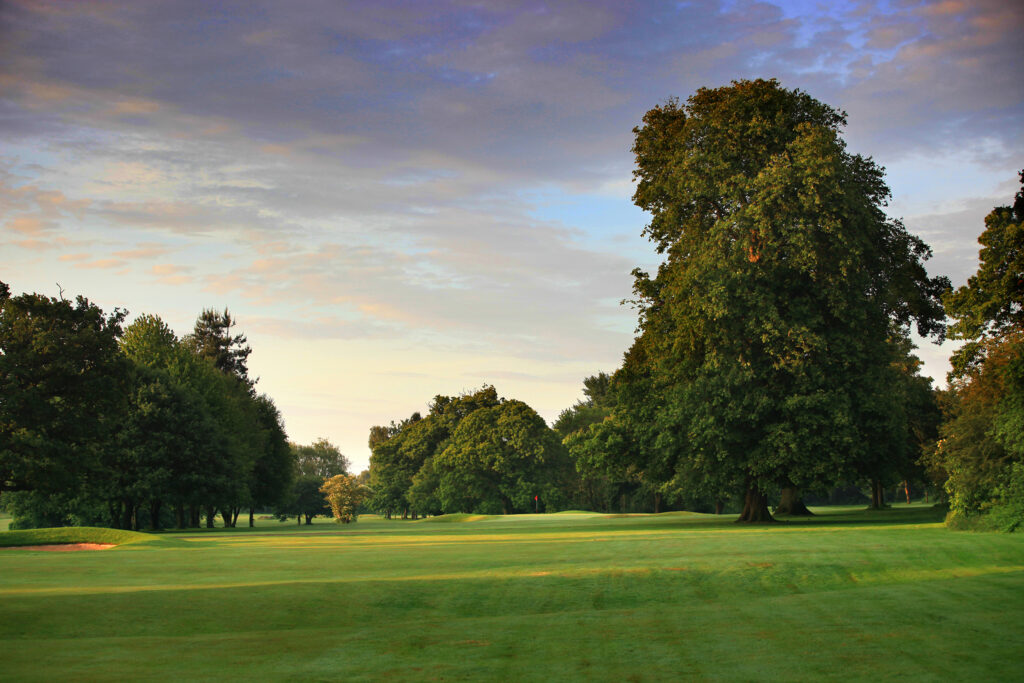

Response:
(1, 0), (1021, 472)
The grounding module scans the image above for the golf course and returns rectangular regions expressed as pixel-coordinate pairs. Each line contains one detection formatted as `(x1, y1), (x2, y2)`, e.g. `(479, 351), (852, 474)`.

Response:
(2, 505), (1023, 681)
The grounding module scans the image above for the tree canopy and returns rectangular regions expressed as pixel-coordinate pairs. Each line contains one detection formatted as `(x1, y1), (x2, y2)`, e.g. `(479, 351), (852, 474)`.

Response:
(0, 283), (128, 494)
(619, 80), (948, 521)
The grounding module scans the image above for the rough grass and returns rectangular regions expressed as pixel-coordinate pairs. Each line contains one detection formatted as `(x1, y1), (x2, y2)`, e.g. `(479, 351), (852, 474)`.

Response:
(1, 505), (1022, 681)
(0, 526), (156, 548)
(421, 512), (496, 523)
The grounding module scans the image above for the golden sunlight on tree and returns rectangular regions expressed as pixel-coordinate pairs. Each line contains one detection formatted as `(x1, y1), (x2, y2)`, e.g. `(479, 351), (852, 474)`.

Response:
(320, 474), (371, 524)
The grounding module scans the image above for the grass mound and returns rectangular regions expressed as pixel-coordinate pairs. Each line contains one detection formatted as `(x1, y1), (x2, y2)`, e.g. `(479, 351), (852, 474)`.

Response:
(0, 526), (154, 548)
(551, 509), (597, 515)
(420, 513), (495, 523)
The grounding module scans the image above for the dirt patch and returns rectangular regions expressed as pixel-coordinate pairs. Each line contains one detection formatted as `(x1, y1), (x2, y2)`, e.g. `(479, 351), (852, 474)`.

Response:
(0, 543), (115, 552)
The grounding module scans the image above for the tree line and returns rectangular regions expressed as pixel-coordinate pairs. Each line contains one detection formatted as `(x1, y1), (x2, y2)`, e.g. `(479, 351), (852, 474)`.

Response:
(4, 79), (1020, 531)
(0, 290), (359, 530)
(367, 80), (1023, 529)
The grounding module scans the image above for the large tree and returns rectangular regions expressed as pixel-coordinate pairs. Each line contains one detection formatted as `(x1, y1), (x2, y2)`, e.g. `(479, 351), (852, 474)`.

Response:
(625, 80), (947, 521)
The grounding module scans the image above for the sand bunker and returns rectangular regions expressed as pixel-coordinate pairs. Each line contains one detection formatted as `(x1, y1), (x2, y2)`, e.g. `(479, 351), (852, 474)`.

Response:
(0, 543), (115, 552)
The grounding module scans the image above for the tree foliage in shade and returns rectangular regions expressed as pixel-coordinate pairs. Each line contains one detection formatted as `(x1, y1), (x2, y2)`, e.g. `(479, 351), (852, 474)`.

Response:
(435, 400), (571, 514)
(368, 387), (500, 518)
(293, 438), (350, 479)
(248, 395), (295, 525)
(1, 293), (295, 531)
(0, 282), (128, 494)
(621, 80), (947, 521)
(945, 172), (1024, 376)
(931, 176), (1024, 530)
(553, 372), (613, 438)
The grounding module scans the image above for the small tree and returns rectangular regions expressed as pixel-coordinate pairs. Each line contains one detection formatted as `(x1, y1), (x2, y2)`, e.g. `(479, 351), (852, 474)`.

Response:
(321, 474), (370, 524)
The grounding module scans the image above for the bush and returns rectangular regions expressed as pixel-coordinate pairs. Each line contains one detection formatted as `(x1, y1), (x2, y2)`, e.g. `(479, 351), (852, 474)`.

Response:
(986, 462), (1024, 532)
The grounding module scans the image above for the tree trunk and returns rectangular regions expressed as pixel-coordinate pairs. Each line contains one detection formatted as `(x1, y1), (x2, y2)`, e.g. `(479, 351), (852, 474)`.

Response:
(175, 503), (185, 529)
(775, 487), (813, 516)
(501, 496), (511, 515)
(150, 500), (162, 531)
(868, 479), (886, 509)
(737, 487), (774, 523)
(249, 506), (255, 528)
(189, 505), (200, 528)
(109, 502), (121, 529)
(304, 513), (312, 525)
(654, 491), (662, 514)
(715, 500), (724, 515)
(221, 509), (232, 527)
(620, 492), (627, 513)
(231, 507), (240, 527)
(206, 505), (216, 528)
(121, 500), (133, 530)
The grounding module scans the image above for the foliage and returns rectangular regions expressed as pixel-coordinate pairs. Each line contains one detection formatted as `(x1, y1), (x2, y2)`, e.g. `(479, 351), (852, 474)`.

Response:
(292, 438), (349, 479)
(184, 308), (253, 385)
(932, 177), (1024, 530)
(945, 172), (1024, 375)
(0, 282), (128, 495)
(434, 400), (571, 514)
(0, 289), (293, 530)
(935, 332), (1024, 524)
(619, 80), (947, 520)
(552, 372), (614, 438)
(987, 461), (1024, 532)
(277, 475), (330, 524)
(320, 474), (370, 523)
(368, 387), (500, 517)
(249, 396), (295, 513)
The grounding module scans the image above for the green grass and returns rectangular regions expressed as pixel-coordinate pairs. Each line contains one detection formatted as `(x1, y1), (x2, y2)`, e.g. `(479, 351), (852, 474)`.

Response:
(0, 526), (158, 548)
(1, 505), (1022, 681)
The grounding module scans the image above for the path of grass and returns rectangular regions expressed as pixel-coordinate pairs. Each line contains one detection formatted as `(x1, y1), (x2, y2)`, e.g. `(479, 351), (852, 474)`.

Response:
(1, 505), (1022, 681)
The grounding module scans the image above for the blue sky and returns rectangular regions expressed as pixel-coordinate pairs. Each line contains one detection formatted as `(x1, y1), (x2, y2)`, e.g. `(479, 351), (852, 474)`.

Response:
(1, 0), (1021, 470)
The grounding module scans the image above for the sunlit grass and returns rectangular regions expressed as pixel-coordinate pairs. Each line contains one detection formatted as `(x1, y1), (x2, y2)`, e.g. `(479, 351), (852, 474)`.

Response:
(1, 505), (1022, 680)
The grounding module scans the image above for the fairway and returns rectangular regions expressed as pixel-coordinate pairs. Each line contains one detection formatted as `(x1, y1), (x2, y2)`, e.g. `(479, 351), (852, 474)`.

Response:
(2, 507), (1023, 681)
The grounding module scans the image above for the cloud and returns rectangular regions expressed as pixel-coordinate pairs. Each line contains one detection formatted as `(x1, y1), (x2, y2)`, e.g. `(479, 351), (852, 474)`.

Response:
(113, 243), (174, 259)
(0, 0), (1020, 451)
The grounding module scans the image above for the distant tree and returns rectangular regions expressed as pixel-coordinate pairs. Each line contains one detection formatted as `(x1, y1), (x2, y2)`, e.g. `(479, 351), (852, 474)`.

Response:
(293, 438), (349, 479)
(851, 338), (942, 510)
(110, 364), (216, 530)
(0, 282), (128, 495)
(320, 474), (370, 523)
(434, 400), (570, 514)
(247, 395), (294, 527)
(369, 388), (502, 519)
(407, 458), (443, 516)
(279, 475), (330, 525)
